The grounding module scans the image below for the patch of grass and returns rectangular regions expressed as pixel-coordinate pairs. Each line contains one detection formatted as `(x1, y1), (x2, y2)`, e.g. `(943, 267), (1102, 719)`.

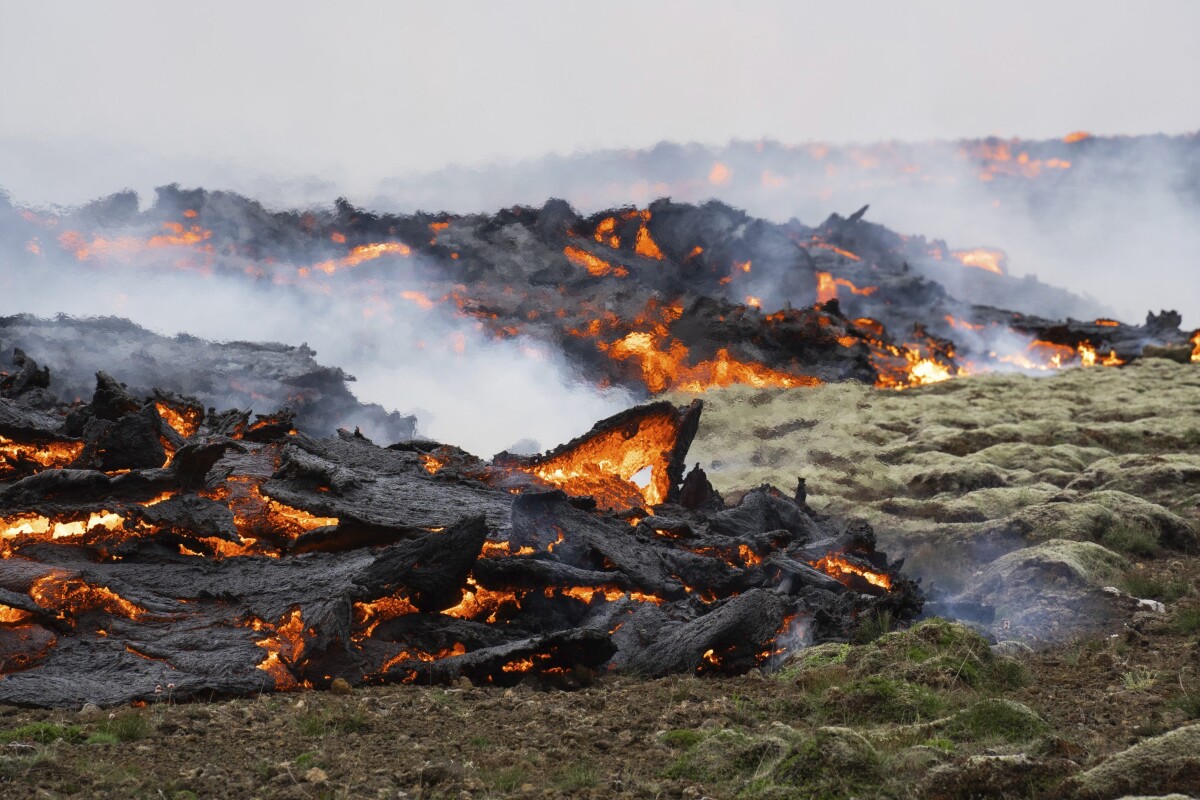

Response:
(822, 676), (946, 725)
(297, 708), (370, 736)
(853, 609), (895, 644)
(660, 729), (706, 748)
(294, 752), (319, 770)
(772, 728), (882, 797)
(1100, 525), (1161, 558)
(663, 728), (789, 785)
(554, 761), (598, 791)
(93, 712), (150, 742)
(467, 735), (492, 748)
(481, 765), (528, 794)
(1061, 635), (1108, 667)
(923, 737), (956, 752)
(83, 731), (120, 745)
(0, 722), (85, 745)
(1118, 570), (1190, 602)
(942, 699), (1048, 743)
(1173, 690), (1200, 719)
(1171, 607), (1200, 635)
(1121, 667), (1158, 691)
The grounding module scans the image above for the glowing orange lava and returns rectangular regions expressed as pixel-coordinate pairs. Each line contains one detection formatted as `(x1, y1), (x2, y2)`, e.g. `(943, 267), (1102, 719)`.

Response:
(809, 552), (892, 591)
(951, 248), (1007, 275)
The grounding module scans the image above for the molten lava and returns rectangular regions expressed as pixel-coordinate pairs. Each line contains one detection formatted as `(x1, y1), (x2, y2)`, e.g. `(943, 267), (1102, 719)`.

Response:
(809, 552), (892, 591)
(0, 436), (84, 476)
(564, 245), (625, 278)
(154, 402), (202, 438)
(519, 406), (682, 509)
(29, 574), (147, 622)
(951, 248), (1007, 275)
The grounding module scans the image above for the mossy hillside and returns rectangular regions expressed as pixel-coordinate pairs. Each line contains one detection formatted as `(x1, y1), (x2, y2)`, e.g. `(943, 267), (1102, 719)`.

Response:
(679, 360), (1200, 561)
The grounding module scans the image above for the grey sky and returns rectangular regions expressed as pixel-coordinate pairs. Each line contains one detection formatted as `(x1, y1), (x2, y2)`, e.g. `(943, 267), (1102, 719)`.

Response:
(3, 1), (1199, 194)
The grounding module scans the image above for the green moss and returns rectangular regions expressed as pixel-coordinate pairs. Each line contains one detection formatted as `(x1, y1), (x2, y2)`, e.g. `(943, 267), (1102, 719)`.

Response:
(846, 618), (1027, 692)
(1172, 607), (1200, 635)
(94, 712), (150, 742)
(553, 761), (598, 791)
(1101, 525), (1161, 557)
(296, 708), (370, 736)
(772, 727), (882, 797)
(664, 729), (789, 784)
(0, 722), (84, 745)
(660, 729), (706, 748)
(822, 676), (945, 724)
(481, 765), (528, 793)
(1118, 570), (1191, 601)
(941, 699), (1048, 743)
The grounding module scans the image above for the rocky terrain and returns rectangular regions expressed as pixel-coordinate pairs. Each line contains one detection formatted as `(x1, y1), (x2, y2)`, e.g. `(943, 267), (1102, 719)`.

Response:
(0, 358), (1196, 798)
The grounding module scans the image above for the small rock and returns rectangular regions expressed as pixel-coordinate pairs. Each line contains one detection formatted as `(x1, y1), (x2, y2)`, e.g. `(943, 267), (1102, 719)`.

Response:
(455, 676), (473, 689)
(79, 702), (101, 717)
(330, 678), (353, 695)
(305, 767), (329, 784)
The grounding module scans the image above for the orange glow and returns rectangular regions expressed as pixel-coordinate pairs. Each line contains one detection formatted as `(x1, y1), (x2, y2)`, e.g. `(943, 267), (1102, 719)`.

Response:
(420, 453), (446, 475)
(634, 225), (664, 260)
(816, 272), (838, 304)
(593, 217), (616, 246)
(738, 544), (762, 567)
(0, 436), (83, 475)
(814, 272), (877, 303)
(352, 595), (418, 640)
(520, 406), (683, 509)
(250, 608), (308, 690)
(154, 402), (202, 438)
(708, 162), (732, 185)
(809, 552), (892, 591)
(686, 246), (704, 260)
(442, 578), (522, 623)
(30, 574), (147, 621)
(745, 296), (762, 309)
(0, 604), (33, 624)
(550, 585), (665, 605)
(1064, 131), (1092, 143)
(736, 260), (752, 273)
(605, 331), (820, 396)
(57, 221), (214, 262)
(381, 642), (467, 674)
(809, 241), (861, 261)
(1094, 318), (1120, 327)
(564, 245), (621, 277)
(305, 241), (412, 276)
(430, 221), (450, 233)
(1191, 331), (1200, 363)
(330, 232), (346, 244)
(201, 476), (337, 546)
(951, 248), (1007, 275)
(1, 510), (124, 541)
(400, 290), (435, 310)
(944, 315), (984, 331)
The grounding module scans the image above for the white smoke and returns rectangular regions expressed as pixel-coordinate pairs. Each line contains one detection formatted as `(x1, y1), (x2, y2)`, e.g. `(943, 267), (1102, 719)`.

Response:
(0, 245), (634, 456)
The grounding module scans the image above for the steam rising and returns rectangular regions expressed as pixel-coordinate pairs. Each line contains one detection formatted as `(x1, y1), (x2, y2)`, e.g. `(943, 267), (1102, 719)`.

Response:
(0, 251), (633, 456)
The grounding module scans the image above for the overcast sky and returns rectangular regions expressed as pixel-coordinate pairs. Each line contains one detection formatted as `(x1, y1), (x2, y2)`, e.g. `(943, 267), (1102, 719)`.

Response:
(3, 1), (1199, 199)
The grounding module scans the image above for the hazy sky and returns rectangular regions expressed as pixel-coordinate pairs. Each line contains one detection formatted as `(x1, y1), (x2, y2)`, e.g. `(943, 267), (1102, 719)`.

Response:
(3, 1), (1199, 197)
